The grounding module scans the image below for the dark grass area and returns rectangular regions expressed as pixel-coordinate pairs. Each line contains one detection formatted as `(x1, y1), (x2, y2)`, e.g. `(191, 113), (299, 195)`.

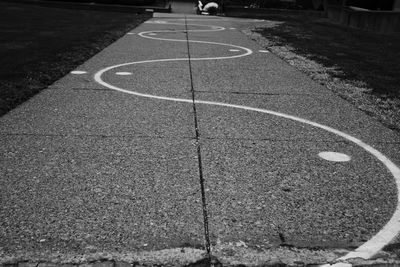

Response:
(0, 1), (151, 116)
(255, 16), (400, 98)
(39, 0), (167, 7)
(251, 15), (400, 130)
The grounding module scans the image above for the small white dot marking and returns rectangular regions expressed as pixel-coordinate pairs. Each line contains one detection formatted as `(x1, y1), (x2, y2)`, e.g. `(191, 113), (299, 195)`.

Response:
(71, 71), (87, 74)
(318, 151), (351, 162)
(229, 49), (240, 52)
(148, 33), (157, 36)
(127, 33), (135, 35)
(259, 50), (270, 53)
(115, 72), (132, 75)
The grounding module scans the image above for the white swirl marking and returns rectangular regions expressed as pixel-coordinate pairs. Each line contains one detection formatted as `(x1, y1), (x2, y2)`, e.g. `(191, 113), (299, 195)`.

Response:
(94, 18), (400, 264)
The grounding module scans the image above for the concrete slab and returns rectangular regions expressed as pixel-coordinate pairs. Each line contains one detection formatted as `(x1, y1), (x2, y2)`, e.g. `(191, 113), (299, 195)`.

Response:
(0, 134), (204, 255)
(201, 138), (397, 248)
(190, 61), (333, 96)
(0, 88), (194, 138)
(188, 42), (333, 96)
(195, 101), (347, 141)
(193, 92), (400, 143)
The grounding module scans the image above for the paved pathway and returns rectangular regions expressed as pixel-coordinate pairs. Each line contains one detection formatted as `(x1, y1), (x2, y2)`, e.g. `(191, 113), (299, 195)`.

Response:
(1, 12), (400, 266)
(170, 0), (196, 14)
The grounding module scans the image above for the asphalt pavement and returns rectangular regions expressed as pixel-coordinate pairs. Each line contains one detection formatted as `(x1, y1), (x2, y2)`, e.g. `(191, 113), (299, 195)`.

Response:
(1, 11), (400, 267)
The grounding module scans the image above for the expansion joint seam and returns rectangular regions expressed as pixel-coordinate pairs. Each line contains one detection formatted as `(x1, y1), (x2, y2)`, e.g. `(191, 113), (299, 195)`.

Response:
(184, 16), (212, 261)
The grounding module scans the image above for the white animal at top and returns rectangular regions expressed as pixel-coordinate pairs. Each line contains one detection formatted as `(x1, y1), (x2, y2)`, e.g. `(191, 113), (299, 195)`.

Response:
(197, 0), (219, 14)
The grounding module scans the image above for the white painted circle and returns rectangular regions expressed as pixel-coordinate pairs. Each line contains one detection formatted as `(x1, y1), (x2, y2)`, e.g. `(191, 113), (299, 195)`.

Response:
(115, 72), (132, 76)
(318, 151), (351, 162)
(71, 71), (87, 74)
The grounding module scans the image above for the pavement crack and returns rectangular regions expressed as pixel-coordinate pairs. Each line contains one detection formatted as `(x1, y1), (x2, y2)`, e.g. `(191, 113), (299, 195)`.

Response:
(184, 16), (212, 262)
(195, 90), (316, 96)
(277, 225), (294, 249)
(278, 231), (286, 244)
(0, 132), (196, 140)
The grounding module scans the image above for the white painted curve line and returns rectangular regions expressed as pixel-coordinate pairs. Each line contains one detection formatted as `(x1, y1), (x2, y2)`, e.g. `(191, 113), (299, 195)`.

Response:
(137, 22), (252, 61)
(94, 19), (400, 263)
(71, 70), (87, 74)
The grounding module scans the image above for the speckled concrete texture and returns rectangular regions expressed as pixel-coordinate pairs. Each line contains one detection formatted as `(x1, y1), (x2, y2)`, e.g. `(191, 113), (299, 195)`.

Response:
(0, 89), (194, 137)
(0, 134), (204, 255)
(1, 12), (400, 267)
(201, 139), (397, 248)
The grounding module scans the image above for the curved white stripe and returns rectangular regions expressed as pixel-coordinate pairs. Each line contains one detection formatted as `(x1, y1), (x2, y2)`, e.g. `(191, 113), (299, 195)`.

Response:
(94, 19), (400, 264)
(146, 21), (225, 31)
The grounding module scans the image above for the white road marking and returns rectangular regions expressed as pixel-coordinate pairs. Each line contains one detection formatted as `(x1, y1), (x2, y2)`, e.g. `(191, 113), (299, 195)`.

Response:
(229, 27), (236, 30)
(229, 49), (240, 52)
(126, 33), (135, 35)
(318, 152), (351, 162)
(71, 70), (87, 74)
(137, 26), (252, 61)
(259, 50), (270, 53)
(115, 72), (132, 75)
(94, 18), (400, 264)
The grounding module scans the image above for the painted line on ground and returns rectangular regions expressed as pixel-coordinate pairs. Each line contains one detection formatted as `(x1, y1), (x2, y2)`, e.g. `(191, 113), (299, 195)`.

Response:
(71, 70), (87, 74)
(115, 72), (132, 75)
(318, 151), (351, 162)
(93, 18), (400, 264)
